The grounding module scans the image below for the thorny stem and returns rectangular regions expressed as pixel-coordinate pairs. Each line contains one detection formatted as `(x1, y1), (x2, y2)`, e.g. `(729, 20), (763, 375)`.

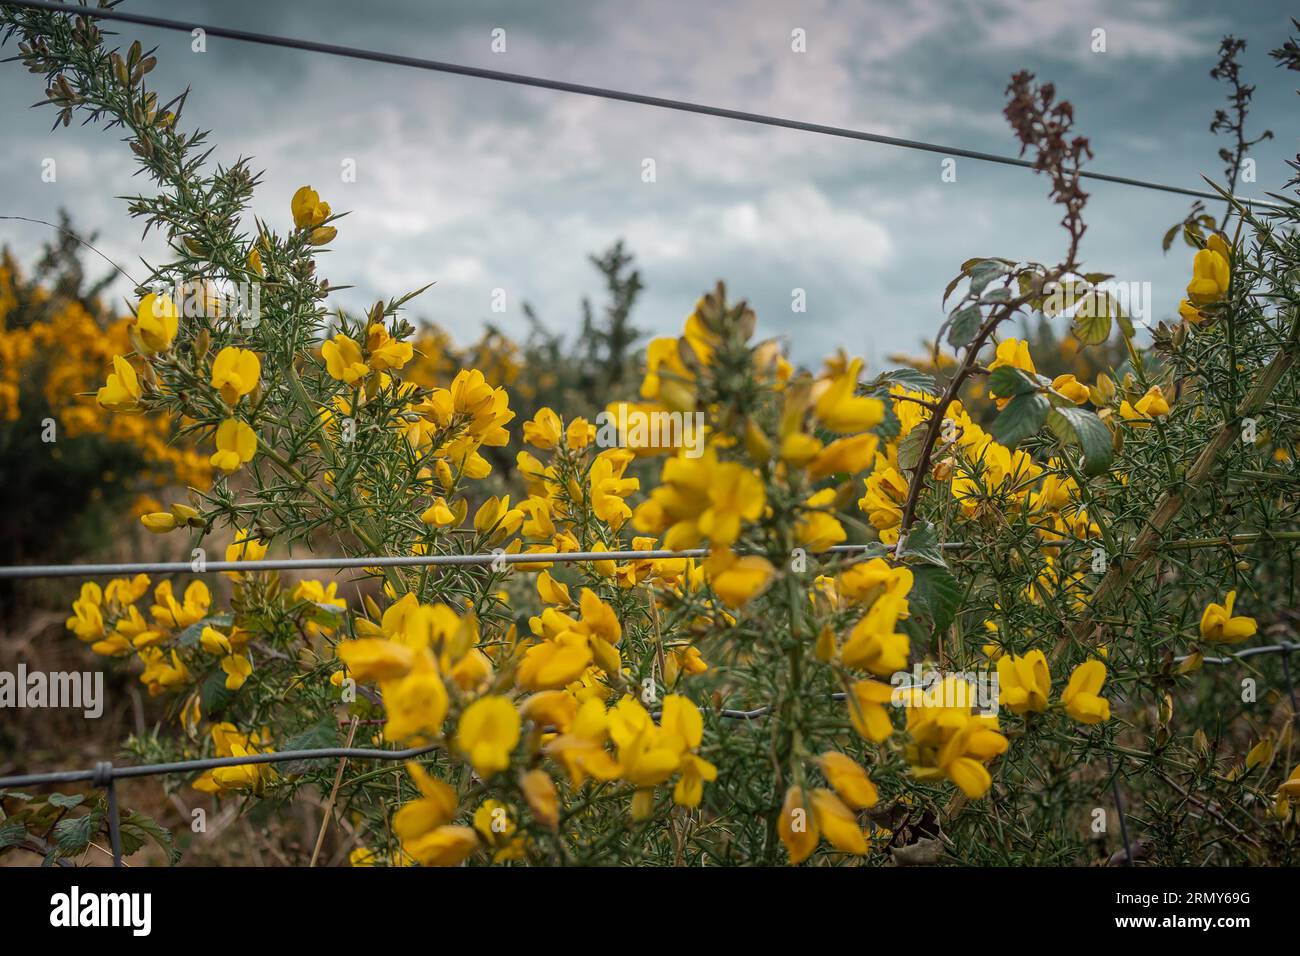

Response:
(1053, 307), (1300, 661)
(894, 294), (1036, 556)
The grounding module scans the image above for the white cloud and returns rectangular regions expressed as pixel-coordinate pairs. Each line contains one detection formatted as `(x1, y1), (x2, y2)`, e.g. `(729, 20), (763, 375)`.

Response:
(972, 0), (1215, 63)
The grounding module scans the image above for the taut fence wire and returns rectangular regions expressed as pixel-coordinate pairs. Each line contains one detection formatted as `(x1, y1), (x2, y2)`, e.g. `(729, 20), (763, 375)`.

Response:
(0, 0), (1285, 211)
(5, 530), (1300, 580)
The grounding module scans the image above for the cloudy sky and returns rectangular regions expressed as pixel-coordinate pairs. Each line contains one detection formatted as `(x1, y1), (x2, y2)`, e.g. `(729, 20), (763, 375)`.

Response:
(1, 0), (1296, 365)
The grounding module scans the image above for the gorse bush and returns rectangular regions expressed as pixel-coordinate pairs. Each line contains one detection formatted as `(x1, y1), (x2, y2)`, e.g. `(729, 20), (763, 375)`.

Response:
(2, 6), (1299, 867)
(0, 224), (210, 579)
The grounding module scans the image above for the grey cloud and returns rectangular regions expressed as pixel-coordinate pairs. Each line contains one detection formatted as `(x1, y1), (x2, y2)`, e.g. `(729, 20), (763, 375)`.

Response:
(0, 0), (1295, 368)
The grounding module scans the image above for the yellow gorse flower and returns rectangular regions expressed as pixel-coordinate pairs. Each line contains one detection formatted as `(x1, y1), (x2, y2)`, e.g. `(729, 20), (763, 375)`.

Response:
(523, 407), (563, 449)
(841, 591), (911, 677)
(382, 651), (450, 744)
(96, 354), (141, 411)
(1186, 233), (1231, 305)
(812, 357), (884, 433)
(990, 337), (1036, 375)
(702, 548), (775, 608)
(589, 449), (639, 530)
(225, 530), (269, 578)
(456, 695), (521, 778)
(474, 799), (524, 861)
(1178, 299), (1205, 325)
(519, 588), (623, 690)
(808, 432), (879, 479)
(393, 762), (479, 866)
(336, 638), (416, 683)
(996, 649), (1050, 715)
(1052, 373), (1090, 405)
(131, 292), (179, 354)
(902, 677), (1008, 798)
(65, 581), (104, 641)
(291, 185), (337, 244)
(1199, 590), (1257, 644)
(1060, 660), (1110, 724)
(209, 418), (257, 473)
(540, 694), (714, 809)
(192, 723), (276, 794)
(847, 679), (895, 742)
(1276, 764), (1300, 818)
(366, 323), (413, 372)
(421, 496), (461, 527)
(1120, 384), (1170, 423)
(321, 333), (368, 384)
(521, 769), (559, 829)
(321, 327), (412, 384)
(817, 751), (880, 810)
(640, 335), (698, 414)
(291, 185), (331, 229)
(210, 346), (261, 405)
(859, 455), (909, 543)
(139, 501), (200, 534)
(633, 447), (765, 550)
(777, 785), (818, 864)
(777, 781), (874, 864)
(150, 579), (210, 630)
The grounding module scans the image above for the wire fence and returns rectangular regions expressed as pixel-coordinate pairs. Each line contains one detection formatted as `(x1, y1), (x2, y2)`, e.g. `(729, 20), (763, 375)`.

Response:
(3, 637), (1296, 867)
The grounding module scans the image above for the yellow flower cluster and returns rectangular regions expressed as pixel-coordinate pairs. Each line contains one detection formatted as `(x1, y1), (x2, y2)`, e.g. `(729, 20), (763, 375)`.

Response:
(408, 368), (514, 480)
(1178, 232), (1232, 324)
(291, 185), (338, 246)
(0, 262), (210, 493)
(192, 723), (277, 794)
(996, 650), (1112, 724)
(66, 574), (206, 694)
(328, 581), (717, 864)
(778, 758), (883, 863)
(545, 695), (714, 812)
(900, 676), (1009, 798)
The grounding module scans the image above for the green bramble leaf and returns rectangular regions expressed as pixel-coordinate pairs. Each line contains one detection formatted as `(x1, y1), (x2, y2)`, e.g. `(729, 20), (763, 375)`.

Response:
(52, 809), (103, 857)
(991, 392), (1050, 446)
(1047, 407), (1114, 476)
(119, 809), (181, 865)
(870, 367), (938, 396)
(899, 521), (947, 568)
(910, 564), (963, 634)
(199, 668), (235, 716)
(1043, 279), (1091, 318)
(987, 365), (1040, 399)
(896, 425), (931, 473)
(947, 305), (982, 348)
(969, 260), (1010, 295)
(279, 716), (342, 774)
(1072, 290), (1123, 345)
(0, 820), (28, 850)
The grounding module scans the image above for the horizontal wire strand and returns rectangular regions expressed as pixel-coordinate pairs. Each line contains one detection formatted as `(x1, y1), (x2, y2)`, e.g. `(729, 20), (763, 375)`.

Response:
(1, 0), (1283, 210)
(7, 528), (1299, 579)
(1, 645), (1295, 789)
(0, 540), (1028, 579)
